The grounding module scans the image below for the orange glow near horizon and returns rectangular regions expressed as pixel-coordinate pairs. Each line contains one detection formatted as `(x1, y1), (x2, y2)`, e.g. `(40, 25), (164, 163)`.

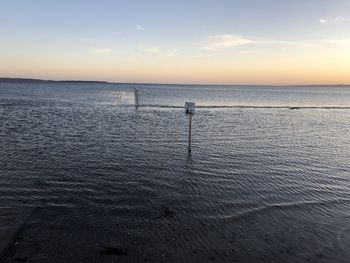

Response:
(2, 46), (350, 85)
(2, 1), (350, 85)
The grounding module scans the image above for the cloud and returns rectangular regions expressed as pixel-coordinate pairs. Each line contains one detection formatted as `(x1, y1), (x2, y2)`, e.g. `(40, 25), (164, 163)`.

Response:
(201, 34), (253, 50)
(259, 39), (318, 47)
(235, 50), (263, 55)
(89, 48), (113, 54)
(199, 34), (320, 51)
(140, 47), (161, 54)
(323, 38), (350, 45)
(136, 24), (144, 31)
(195, 54), (205, 59)
(137, 45), (180, 57)
(166, 49), (180, 56)
(319, 18), (328, 24)
(318, 16), (350, 25)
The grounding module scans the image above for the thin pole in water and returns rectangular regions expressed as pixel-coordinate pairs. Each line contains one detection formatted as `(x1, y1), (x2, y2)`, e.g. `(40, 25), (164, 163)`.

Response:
(185, 102), (195, 153)
(188, 114), (192, 153)
(134, 87), (139, 109)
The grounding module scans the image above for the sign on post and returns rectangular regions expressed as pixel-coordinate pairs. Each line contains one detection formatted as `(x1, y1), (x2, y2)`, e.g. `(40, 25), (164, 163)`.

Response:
(185, 102), (195, 153)
(185, 102), (195, 115)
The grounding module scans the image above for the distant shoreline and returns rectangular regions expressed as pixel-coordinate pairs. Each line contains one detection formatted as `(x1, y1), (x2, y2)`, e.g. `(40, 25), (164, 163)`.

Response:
(0, 77), (349, 87)
(0, 78), (109, 85)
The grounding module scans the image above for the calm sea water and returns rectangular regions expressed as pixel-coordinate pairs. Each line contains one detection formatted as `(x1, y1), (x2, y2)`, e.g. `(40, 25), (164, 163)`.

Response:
(1, 82), (350, 262)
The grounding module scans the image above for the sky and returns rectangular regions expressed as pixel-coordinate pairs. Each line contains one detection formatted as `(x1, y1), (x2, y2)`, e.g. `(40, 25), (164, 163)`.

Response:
(1, 0), (350, 85)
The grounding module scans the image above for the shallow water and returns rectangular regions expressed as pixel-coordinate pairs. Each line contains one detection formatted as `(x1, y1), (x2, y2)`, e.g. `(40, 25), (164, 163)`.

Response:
(0, 83), (350, 262)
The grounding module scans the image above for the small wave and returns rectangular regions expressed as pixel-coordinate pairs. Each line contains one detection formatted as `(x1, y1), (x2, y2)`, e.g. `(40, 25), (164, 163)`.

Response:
(213, 198), (350, 222)
(112, 91), (134, 105)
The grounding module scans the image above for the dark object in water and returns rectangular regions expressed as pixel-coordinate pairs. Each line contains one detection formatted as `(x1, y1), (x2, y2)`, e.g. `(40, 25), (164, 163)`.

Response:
(290, 107), (301, 110)
(100, 247), (126, 256)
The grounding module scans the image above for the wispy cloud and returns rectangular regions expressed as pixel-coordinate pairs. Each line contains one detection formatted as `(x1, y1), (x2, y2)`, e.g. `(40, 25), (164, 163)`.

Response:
(166, 49), (180, 57)
(89, 48), (113, 54)
(136, 24), (144, 31)
(140, 46), (161, 54)
(195, 54), (205, 59)
(319, 18), (328, 24)
(323, 38), (350, 45)
(138, 44), (181, 56)
(201, 34), (253, 50)
(318, 16), (350, 25)
(235, 50), (263, 55)
(259, 39), (319, 47)
(199, 33), (320, 51)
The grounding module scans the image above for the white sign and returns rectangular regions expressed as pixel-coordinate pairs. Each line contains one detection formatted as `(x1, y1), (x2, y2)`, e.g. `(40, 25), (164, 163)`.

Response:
(185, 102), (195, 115)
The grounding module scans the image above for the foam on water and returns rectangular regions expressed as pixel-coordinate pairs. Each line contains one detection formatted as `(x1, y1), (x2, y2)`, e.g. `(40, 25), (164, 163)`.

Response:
(112, 90), (135, 106)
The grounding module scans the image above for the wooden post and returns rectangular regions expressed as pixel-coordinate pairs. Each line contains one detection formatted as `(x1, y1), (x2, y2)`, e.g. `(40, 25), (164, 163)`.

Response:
(134, 88), (139, 109)
(188, 114), (192, 153)
(185, 102), (195, 153)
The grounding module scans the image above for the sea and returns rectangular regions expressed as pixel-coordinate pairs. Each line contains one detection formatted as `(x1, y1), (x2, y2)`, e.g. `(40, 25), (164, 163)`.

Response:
(0, 82), (350, 262)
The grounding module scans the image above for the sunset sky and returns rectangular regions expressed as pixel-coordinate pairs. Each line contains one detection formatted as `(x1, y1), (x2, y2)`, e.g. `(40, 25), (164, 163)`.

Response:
(1, 0), (350, 84)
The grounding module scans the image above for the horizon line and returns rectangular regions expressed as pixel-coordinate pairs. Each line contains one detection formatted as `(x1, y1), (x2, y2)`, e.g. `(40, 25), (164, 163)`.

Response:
(1, 77), (350, 87)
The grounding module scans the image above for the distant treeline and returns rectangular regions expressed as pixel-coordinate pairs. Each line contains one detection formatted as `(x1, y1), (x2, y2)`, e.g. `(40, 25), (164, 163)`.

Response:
(0, 78), (109, 84)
